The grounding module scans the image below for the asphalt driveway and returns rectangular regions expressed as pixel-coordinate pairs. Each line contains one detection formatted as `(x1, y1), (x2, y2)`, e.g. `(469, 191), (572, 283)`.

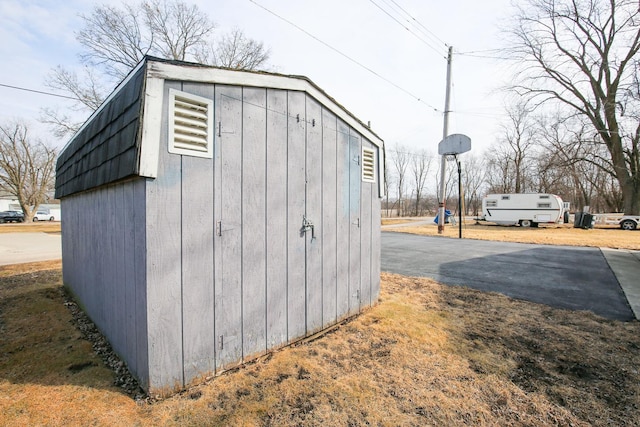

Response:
(382, 232), (634, 321)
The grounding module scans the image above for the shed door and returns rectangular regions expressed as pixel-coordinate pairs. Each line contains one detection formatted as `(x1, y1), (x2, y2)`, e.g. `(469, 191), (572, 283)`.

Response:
(304, 98), (363, 334)
(286, 93), (328, 340)
(288, 95), (363, 340)
(213, 89), (364, 371)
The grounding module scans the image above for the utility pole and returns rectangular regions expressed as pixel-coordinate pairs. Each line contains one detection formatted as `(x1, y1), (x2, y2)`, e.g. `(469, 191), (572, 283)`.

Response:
(438, 46), (453, 234)
(457, 156), (462, 238)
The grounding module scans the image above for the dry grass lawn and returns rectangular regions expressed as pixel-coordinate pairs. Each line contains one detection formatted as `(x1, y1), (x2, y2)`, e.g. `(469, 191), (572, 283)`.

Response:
(1, 261), (639, 426)
(385, 220), (640, 250)
(0, 222), (61, 234)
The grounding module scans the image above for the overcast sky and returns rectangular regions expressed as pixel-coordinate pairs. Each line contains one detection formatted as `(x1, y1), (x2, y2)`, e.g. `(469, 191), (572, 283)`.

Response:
(0, 0), (516, 155)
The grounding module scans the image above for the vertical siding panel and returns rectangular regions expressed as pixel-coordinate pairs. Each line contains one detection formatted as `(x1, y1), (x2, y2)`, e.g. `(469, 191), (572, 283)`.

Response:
(214, 85), (243, 369)
(348, 132), (362, 315)
(360, 167), (373, 308)
(146, 80), (184, 391)
(60, 200), (71, 288)
(83, 192), (94, 325)
(370, 147), (382, 304)
(321, 109), (337, 325)
(266, 89), (288, 349)
(77, 194), (86, 315)
(242, 87), (267, 358)
(287, 91), (306, 341)
(112, 184), (125, 355)
(97, 189), (107, 329)
(134, 178), (149, 388)
(335, 120), (350, 320)
(305, 96), (323, 334)
(74, 196), (83, 314)
(181, 83), (216, 382)
(123, 182), (137, 375)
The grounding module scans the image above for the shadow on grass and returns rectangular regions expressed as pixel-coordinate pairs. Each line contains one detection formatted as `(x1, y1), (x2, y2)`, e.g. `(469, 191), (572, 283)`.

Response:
(0, 269), (117, 391)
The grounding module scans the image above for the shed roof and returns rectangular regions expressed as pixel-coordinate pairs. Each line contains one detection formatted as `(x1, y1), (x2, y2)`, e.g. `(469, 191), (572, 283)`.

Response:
(55, 56), (385, 199)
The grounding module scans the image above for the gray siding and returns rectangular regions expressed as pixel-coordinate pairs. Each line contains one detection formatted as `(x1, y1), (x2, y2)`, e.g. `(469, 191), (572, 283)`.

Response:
(242, 87), (267, 359)
(145, 80), (184, 391)
(348, 132), (362, 315)
(305, 96), (323, 334)
(321, 109), (338, 326)
(336, 120), (351, 319)
(60, 180), (148, 388)
(59, 75), (382, 394)
(265, 89), (288, 349)
(214, 85), (244, 370)
(287, 91), (307, 342)
(180, 82), (216, 383)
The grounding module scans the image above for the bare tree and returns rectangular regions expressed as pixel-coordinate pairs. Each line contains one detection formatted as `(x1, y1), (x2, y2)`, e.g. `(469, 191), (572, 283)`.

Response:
(509, 0), (640, 214)
(142, 0), (214, 64)
(196, 28), (271, 70)
(461, 153), (487, 216)
(410, 149), (433, 216)
(484, 148), (514, 194)
(383, 154), (392, 217)
(500, 101), (538, 193)
(539, 113), (620, 211)
(77, 3), (153, 79)
(390, 144), (410, 216)
(42, 66), (108, 138)
(0, 121), (57, 220)
(44, 0), (270, 137)
(485, 101), (541, 193)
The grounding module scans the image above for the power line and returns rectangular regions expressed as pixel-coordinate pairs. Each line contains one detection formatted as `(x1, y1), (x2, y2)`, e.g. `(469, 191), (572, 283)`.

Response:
(368, 0), (448, 59)
(0, 83), (79, 101)
(456, 48), (505, 55)
(456, 52), (512, 60)
(247, 0), (441, 112)
(387, 0), (448, 47)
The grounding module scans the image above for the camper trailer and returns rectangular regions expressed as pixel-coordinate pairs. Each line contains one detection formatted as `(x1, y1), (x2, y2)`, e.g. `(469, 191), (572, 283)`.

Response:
(481, 193), (565, 227)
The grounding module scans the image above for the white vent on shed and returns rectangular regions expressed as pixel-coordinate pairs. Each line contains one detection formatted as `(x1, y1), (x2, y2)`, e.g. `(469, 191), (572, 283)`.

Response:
(362, 147), (376, 183)
(168, 89), (213, 158)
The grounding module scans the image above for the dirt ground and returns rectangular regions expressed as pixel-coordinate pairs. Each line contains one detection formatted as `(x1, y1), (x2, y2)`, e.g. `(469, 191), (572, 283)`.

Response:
(1, 262), (638, 426)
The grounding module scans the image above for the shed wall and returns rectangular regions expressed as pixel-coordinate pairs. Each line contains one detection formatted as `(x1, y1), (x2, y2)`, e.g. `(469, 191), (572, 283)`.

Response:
(144, 81), (381, 392)
(61, 179), (149, 387)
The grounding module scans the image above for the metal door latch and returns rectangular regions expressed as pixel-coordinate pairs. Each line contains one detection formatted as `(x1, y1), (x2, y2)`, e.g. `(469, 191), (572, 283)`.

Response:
(302, 217), (315, 240)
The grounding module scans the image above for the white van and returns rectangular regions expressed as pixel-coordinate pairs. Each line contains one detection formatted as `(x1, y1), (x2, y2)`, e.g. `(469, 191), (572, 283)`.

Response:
(482, 193), (565, 227)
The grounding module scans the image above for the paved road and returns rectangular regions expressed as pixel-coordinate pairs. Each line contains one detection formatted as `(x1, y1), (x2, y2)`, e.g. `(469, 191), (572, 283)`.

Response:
(382, 232), (635, 321)
(0, 232), (62, 266)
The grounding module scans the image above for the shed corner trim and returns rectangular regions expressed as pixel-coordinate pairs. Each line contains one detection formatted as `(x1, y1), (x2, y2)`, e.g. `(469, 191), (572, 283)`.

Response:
(138, 72), (164, 178)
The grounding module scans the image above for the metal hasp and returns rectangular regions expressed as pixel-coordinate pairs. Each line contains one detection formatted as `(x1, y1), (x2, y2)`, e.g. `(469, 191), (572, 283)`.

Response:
(302, 216), (315, 240)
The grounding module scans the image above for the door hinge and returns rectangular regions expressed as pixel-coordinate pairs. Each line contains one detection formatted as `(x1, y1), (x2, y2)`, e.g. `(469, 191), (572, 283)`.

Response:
(353, 218), (360, 228)
(353, 155), (360, 165)
(216, 220), (222, 236)
(219, 335), (224, 350)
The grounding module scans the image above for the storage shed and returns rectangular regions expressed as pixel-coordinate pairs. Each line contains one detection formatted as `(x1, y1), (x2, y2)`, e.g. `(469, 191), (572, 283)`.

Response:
(55, 57), (385, 394)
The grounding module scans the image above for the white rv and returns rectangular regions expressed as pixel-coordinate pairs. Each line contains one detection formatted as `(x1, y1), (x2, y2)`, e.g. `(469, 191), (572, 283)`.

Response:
(482, 193), (565, 227)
